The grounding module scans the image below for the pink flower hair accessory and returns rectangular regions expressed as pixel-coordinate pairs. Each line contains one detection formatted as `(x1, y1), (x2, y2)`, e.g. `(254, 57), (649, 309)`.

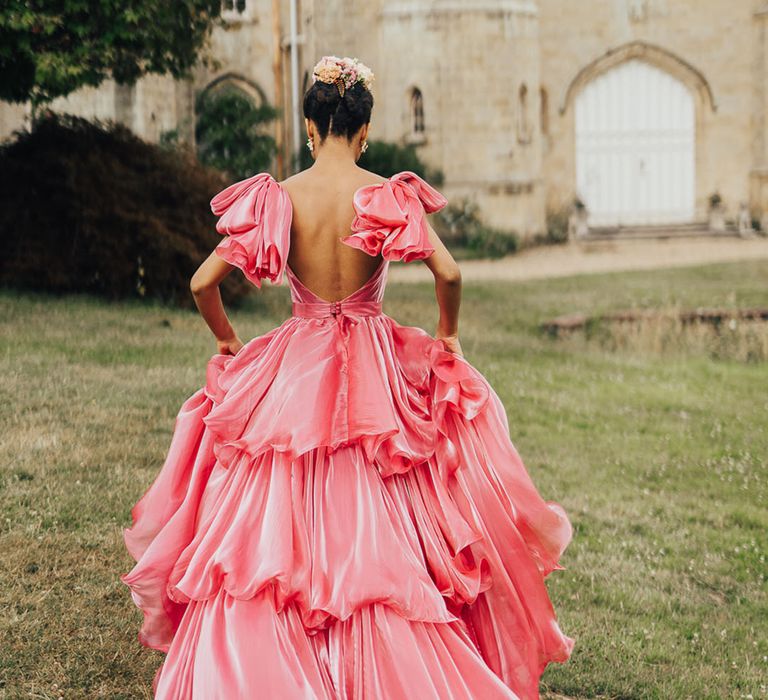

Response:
(312, 56), (375, 97)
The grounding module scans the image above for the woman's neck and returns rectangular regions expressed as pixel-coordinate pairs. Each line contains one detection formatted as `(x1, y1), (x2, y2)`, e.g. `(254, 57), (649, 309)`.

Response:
(312, 137), (359, 170)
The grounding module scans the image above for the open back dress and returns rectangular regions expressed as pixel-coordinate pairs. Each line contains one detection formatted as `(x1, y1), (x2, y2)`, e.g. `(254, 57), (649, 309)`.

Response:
(120, 170), (575, 699)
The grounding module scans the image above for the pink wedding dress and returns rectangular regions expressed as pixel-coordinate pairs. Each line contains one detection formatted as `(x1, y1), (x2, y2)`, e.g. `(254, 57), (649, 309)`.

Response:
(121, 170), (575, 699)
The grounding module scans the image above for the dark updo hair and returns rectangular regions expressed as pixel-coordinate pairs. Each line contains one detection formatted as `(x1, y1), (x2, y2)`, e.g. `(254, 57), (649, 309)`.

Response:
(302, 80), (373, 143)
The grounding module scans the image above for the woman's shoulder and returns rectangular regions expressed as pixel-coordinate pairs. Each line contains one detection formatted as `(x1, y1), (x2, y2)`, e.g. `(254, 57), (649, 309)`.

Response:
(352, 167), (388, 188)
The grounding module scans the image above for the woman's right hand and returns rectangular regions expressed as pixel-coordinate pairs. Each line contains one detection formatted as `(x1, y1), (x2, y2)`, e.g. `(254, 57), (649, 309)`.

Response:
(437, 332), (463, 357)
(217, 334), (244, 356)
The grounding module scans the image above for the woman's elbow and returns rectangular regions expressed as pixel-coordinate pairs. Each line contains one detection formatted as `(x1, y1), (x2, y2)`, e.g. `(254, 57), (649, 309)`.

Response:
(190, 273), (214, 296)
(437, 263), (462, 286)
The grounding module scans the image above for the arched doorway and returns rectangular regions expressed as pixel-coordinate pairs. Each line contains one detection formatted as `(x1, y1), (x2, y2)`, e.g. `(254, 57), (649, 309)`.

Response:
(575, 58), (695, 226)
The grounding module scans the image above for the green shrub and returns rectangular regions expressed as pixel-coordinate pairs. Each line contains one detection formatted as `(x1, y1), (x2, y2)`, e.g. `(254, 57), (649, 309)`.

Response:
(465, 224), (519, 258)
(433, 199), (481, 245)
(358, 141), (443, 183)
(527, 203), (571, 246)
(0, 112), (251, 307)
(434, 198), (519, 258)
(195, 89), (278, 180)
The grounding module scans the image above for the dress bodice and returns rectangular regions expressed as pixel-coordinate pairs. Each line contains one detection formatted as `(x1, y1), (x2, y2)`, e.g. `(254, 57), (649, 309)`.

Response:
(285, 258), (389, 305)
(285, 259), (390, 319)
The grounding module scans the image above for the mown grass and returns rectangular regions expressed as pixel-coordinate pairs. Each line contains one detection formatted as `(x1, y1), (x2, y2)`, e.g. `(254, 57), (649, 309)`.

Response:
(1, 259), (766, 699)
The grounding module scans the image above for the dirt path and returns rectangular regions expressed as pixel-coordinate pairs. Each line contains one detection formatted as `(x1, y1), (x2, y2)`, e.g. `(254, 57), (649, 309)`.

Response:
(388, 235), (768, 283)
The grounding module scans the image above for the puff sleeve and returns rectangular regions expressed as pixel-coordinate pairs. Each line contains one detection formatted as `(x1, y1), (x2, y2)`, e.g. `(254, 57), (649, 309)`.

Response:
(341, 170), (448, 263)
(210, 172), (292, 288)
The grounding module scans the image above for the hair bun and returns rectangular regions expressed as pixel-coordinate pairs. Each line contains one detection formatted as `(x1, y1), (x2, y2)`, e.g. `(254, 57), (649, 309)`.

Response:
(303, 58), (374, 142)
(313, 82), (342, 106)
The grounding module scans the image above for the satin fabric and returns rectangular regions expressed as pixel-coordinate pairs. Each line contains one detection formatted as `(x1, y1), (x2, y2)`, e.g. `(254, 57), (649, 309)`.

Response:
(342, 171), (447, 261)
(121, 171), (574, 699)
(210, 172), (292, 287)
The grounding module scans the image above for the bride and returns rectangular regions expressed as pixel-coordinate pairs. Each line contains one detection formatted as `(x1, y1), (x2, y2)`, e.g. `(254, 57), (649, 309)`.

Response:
(121, 55), (574, 699)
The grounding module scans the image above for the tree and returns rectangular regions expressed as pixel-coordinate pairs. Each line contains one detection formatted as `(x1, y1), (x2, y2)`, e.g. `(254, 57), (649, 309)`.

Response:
(195, 89), (278, 180)
(0, 112), (254, 307)
(0, 1), (222, 108)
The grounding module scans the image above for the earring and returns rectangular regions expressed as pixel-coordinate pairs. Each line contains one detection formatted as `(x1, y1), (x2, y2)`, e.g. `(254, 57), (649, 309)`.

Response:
(306, 137), (314, 154)
(361, 140), (368, 154)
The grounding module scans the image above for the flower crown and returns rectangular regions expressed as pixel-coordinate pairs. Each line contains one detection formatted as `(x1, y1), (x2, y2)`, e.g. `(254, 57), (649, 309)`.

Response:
(312, 55), (375, 97)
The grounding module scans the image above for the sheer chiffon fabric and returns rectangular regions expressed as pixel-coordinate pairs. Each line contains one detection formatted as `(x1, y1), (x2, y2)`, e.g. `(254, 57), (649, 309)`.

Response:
(121, 171), (574, 699)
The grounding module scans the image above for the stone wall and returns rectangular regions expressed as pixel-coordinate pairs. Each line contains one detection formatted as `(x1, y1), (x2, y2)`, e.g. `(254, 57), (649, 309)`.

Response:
(1, 0), (763, 236)
(276, 0), (545, 236)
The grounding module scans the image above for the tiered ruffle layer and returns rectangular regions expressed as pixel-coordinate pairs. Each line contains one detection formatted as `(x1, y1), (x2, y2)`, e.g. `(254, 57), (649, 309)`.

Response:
(121, 314), (574, 699)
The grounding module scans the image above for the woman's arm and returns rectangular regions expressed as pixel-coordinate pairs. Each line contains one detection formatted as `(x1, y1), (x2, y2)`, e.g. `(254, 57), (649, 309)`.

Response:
(422, 220), (463, 356)
(189, 250), (244, 355)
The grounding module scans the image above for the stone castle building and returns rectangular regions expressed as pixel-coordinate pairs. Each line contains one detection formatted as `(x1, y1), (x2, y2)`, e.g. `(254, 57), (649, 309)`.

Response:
(3, 0), (767, 238)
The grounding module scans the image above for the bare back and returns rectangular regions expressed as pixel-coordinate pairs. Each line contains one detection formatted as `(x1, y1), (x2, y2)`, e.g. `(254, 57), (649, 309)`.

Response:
(281, 166), (387, 303)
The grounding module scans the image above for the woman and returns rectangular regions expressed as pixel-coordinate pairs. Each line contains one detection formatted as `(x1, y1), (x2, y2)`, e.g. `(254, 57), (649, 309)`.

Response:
(121, 55), (574, 699)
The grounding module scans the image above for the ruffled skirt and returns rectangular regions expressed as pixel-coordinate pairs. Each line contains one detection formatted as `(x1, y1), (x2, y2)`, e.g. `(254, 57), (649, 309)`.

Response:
(121, 314), (574, 699)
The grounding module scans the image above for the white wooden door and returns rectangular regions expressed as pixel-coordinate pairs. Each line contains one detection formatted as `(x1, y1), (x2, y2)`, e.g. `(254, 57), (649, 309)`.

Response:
(575, 59), (695, 227)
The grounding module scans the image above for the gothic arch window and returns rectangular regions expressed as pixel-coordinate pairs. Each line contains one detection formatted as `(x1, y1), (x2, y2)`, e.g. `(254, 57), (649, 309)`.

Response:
(540, 86), (550, 137)
(410, 88), (425, 135)
(222, 0), (247, 16)
(200, 73), (266, 106)
(517, 83), (532, 144)
(627, 0), (649, 22)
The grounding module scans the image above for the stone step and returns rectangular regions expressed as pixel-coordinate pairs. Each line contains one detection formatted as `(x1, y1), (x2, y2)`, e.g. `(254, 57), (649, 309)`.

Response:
(584, 222), (739, 240)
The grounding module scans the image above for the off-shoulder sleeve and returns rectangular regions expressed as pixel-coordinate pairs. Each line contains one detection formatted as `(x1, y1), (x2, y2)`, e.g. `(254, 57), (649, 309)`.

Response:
(210, 172), (292, 288)
(341, 170), (448, 263)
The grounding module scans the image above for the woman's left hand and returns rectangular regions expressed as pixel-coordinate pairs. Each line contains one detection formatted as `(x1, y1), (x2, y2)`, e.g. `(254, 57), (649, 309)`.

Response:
(436, 332), (464, 357)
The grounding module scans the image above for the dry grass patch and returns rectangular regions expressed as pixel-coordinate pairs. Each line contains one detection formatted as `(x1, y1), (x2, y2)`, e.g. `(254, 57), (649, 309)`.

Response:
(543, 307), (768, 362)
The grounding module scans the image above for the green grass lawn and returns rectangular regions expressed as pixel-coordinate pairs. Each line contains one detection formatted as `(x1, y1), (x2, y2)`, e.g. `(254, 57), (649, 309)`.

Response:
(1, 260), (766, 699)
